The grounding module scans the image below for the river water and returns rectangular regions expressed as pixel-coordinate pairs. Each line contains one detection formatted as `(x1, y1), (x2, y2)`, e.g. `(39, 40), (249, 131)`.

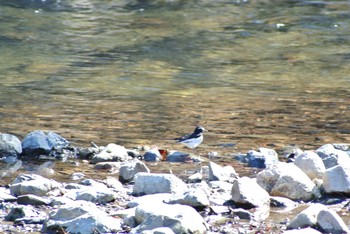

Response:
(0, 0), (349, 159)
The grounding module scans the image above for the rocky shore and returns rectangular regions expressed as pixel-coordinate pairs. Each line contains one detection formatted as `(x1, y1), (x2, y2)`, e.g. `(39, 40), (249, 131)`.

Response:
(1, 130), (350, 233)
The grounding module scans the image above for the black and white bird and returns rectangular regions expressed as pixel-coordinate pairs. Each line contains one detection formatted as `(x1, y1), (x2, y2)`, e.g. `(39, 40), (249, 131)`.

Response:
(174, 126), (207, 152)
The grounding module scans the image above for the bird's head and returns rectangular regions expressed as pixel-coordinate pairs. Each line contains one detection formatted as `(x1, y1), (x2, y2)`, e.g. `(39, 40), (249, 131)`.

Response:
(194, 126), (207, 134)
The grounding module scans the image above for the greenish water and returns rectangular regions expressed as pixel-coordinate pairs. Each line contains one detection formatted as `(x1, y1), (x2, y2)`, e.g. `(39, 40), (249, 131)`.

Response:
(0, 0), (349, 154)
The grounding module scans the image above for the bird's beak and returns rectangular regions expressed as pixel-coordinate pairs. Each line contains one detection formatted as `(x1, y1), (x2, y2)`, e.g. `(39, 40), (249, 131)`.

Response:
(204, 128), (208, 132)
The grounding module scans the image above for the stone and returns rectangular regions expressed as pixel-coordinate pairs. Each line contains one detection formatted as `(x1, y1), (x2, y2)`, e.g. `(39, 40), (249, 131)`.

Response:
(231, 177), (270, 208)
(127, 193), (173, 208)
(91, 143), (129, 163)
(165, 150), (190, 162)
(256, 162), (321, 201)
(232, 208), (253, 220)
(208, 181), (233, 205)
(167, 188), (210, 207)
(0, 187), (17, 202)
(22, 130), (69, 156)
(133, 173), (187, 196)
(287, 203), (326, 229)
(208, 161), (237, 181)
(143, 227), (176, 234)
(119, 159), (150, 183)
(10, 174), (62, 197)
(316, 144), (350, 169)
(70, 172), (85, 180)
(283, 227), (322, 234)
(5, 205), (48, 224)
(294, 151), (326, 180)
(317, 209), (350, 233)
(0, 133), (22, 157)
(132, 203), (207, 233)
(188, 172), (203, 183)
(247, 147), (279, 168)
(323, 165), (350, 194)
(143, 148), (162, 162)
(270, 196), (298, 209)
(17, 194), (51, 205)
(94, 161), (122, 173)
(43, 201), (122, 233)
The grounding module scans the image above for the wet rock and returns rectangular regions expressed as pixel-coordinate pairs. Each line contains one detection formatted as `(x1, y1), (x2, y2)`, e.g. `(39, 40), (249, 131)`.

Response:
(143, 148), (162, 162)
(127, 193), (173, 208)
(94, 161), (122, 173)
(257, 162), (321, 201)
(10, 174), (63, 197)
(119, 159), (150, 183)
(165, 150), (190, 162)
(22, 130), (69, 156)
(316, 144), (350, 169)
(91, 143), (130, 163)
(294, 151), (326, 180)
(231, 177), (270, 208)
(247, 147), (279, 168)
(287, 203), (350, 233)
(208, 161), (237, 181)
(133, 172), (187, 196)
(0, 133), (22, 157)
(132, 203), (208, 233)
(43, 201), (122, 233)
(17, 194), (51, 205)
(323, 165), (350, 194)
(5, 205), (48, 224)
(167, 188), (210, 208)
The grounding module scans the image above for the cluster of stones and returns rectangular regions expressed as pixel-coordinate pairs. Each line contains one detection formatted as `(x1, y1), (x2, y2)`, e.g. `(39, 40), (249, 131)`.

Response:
(1, 131), (350, 233)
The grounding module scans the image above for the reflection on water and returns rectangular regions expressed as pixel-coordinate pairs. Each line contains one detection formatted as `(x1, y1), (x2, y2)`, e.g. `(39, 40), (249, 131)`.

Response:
(0, 0), (349, 156)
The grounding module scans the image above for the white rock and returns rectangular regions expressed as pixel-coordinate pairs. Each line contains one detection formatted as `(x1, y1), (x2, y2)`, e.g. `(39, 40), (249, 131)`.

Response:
(316, 144), (350, 169)
(247, 148), (279, 168)
(256, 162), (321, 201)
(43, 201), (122, 233)
(133, 173), (187, 195)
(65, 184), (117, 204)
(127, 193), (173, 208)
(70, 172), (85, 180)
(283, 227), (322, 234)
(323, 165), (350, 194)
(10, 174), (62, 197)
(287, 203), (326, 229)
(208, 161), (237, 181)
(119, 159), (150, 183)
(142, 227), (176, 234)
(294, 151), (326, 180)
(188, 172), (203, 182)
(92, 143), (129, 163)
(317, 209), (350, 233)
(167, 188), (210, 207)
(231, 176), (270, 208)
(5, 205), (48, 223)
(132, 203), (207, 233)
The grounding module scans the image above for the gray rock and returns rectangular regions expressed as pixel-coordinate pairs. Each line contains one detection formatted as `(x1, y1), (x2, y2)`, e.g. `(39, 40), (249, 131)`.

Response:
(22, 130), (69, 156)
(132, 203), (207, 233)
(10, 174), (62, 197)
(167, 188), (210, 207)
(208, 181), (233, 205)
(133, 173), (187, 196)
(188, 172), (203, 183)
(43, 201), (122, 233)
(91, 143), (129, 163)
(0, 187), (17, 202)
(165, 150), (190, 162)
(317, 209), (350, 234)
(231, 177), (270, 208)
(143, 227), (176, 234)
(232, 208), (253, 220)
(208, 161), (237, 181)
(0, 133), (22, 157)
(94, 161), (122, 173)
(247, 147), (279, 168)
(283, 227), (322, 234)
(143, 148), (162, 162)
(119, 159), (150, 183)
(270, 196), (298, 209)
(5, 205), (48, 224)
(70, 172), (85, 180)
(323, 165), (350, 194)
(316, 144), (350, 169)
(127, 193), (173, 208)
(294, 151), (326, 180)
(257, 162), (321, 201)
(17, 194), (51, 205)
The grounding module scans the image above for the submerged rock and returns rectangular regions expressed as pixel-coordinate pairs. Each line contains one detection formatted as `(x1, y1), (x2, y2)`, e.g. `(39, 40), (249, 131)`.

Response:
(22, 130), (69, 156)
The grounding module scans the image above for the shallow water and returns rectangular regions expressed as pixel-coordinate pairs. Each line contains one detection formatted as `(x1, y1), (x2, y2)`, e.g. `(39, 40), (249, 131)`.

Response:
(0, 0), (349, 162)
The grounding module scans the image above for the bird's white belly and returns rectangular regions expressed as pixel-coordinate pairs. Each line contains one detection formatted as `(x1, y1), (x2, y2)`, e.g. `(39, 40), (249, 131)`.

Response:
(180, 135), (203, 149)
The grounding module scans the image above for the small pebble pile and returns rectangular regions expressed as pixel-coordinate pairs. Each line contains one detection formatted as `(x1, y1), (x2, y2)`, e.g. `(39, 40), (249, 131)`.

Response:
(0, 130), (350, 233)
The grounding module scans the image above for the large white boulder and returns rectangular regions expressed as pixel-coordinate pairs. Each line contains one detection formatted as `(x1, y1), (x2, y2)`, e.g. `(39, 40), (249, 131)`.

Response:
(231, 177), (270, 208)
(294, 151), (326, 180)
(256, 162), (320, 201)
(132, 203), (207, 233)
(133, 173), (187, 196)
(119, 159), (150, 183)
(323, 165), (350, 194)
(43, 201), (122, 233)
(91, 143), (129, 163)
